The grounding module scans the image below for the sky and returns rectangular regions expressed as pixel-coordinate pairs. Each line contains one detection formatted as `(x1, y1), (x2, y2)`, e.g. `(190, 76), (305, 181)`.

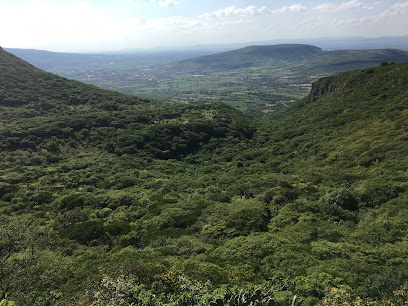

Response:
(0, 0), (408, 52)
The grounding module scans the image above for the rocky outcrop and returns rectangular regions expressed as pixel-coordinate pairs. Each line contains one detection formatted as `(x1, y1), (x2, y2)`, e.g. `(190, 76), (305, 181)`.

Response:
(308, 76), (348, 103)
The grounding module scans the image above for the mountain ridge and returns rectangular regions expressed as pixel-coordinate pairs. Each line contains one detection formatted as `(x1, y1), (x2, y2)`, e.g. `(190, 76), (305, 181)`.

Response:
(177, 44), (323, 70)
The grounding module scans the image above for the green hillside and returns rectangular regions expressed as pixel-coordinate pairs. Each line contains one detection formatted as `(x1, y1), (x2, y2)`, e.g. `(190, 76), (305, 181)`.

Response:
(177, 44), (323, 70)
(1, 47), (408, 305)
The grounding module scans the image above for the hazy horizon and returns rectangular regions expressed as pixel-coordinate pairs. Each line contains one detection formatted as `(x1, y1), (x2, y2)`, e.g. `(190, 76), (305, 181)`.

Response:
(1, 0), (408, 53)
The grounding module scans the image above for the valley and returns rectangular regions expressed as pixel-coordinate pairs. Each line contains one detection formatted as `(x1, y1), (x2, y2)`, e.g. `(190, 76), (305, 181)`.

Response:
(1, 46), (408, 305)
(8, 45), (408, 115)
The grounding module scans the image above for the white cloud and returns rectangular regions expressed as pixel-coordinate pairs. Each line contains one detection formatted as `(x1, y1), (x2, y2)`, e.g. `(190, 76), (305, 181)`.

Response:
(272, 4), (306, 14)
(314, 0), (367, 12)
(390, 1), (408, 12)
(338, 1), (408, 24)
(201, 4), (305, 18)
(151, 0), (178, 7)
(200, 5), (270, 18)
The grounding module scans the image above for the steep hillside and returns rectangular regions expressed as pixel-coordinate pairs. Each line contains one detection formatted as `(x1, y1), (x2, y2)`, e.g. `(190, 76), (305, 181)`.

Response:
(0, 47), (252, 159)
(0, 47), (147, 108)
(260, 61), (408, 172)
(1, 48), (408, 305)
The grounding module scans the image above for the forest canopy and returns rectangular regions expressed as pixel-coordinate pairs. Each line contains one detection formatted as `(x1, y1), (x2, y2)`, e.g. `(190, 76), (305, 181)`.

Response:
(1, 47), (408, 305)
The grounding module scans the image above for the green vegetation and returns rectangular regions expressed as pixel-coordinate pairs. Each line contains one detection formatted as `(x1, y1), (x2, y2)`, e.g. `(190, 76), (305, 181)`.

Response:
(9, 44), (408, 115)
(1, 46), (408, 305)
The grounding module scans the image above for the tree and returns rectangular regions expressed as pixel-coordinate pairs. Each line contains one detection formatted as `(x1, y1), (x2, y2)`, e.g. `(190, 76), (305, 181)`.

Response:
(0, 217), (49, 299)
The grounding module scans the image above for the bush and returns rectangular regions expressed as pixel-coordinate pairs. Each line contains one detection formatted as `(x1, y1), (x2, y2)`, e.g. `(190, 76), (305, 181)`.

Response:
(29, 191), (53, 204)
(59, 193), (84, 210)
(105, 221), (131, 236)
(295, 272), (341, 298)
(60, 220), (105, 245)
(321, 188), (358, 211)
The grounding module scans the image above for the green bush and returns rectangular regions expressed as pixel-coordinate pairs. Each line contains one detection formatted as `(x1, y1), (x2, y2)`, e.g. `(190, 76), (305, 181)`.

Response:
(321, 188), (358, 211)
(59, 193), (84, 210)
(60, 220), (105, 245)
(105, 221), (131, 236)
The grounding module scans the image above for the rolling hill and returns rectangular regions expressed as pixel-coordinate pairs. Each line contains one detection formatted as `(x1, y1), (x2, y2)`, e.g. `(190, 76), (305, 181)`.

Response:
(1, 47), (408, 305)
(176, 44), (323, 70)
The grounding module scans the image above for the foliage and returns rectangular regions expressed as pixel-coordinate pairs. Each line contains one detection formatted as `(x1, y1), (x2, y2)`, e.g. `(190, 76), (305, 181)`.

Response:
(1, 47), (408, 304)
(0, 299), (15, 306)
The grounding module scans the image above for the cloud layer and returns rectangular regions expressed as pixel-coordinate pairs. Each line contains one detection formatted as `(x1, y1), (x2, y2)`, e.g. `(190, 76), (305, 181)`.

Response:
(314, 0), (367, 12)
(201, 5), (270, 18)
(201, 4), (306, 18)
(274, 4), (306, 13)
(0, 0), (407, 52)
(338, 1), (408, 24)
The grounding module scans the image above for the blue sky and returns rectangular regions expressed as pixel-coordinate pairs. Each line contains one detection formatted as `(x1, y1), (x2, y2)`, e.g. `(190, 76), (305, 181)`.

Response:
(0, 0), (407, 52)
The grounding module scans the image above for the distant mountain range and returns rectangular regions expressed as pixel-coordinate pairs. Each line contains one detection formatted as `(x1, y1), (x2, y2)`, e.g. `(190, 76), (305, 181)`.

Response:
(108, 35), (408, 54)
(5, 35), (408, 63)
(7, 43), (408, 74)
(3, 47), (215, 72)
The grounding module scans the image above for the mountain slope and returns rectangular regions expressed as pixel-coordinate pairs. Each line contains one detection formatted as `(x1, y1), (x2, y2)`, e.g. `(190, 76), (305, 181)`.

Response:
(177, 44), (322, 70)
(0, 46), (148, 107)
(1, 48), (408, 305)
(0, 47), (253, 159)
(257, 62), (408, 175)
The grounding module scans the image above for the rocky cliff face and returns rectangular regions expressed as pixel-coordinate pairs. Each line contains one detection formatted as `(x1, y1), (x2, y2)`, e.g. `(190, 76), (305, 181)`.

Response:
(308, 75), (349, 103)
